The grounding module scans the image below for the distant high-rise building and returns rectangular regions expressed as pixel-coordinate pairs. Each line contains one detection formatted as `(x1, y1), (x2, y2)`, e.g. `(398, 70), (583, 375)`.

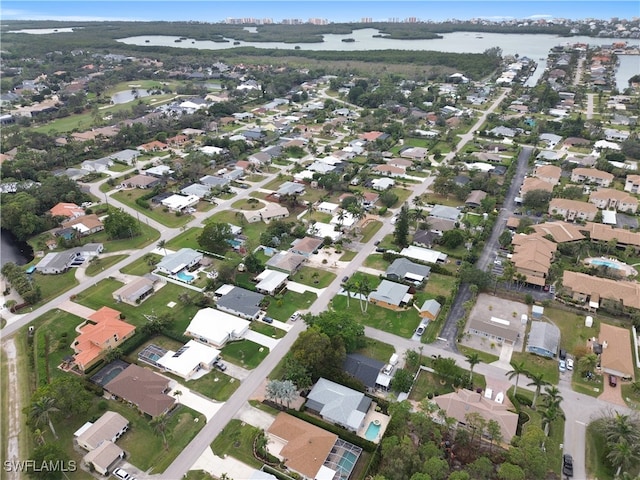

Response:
(405, 17), (418, 23)
(388, 17), (400, 23)
(361, 17), (373, 23)
(308, 18), (328, 25)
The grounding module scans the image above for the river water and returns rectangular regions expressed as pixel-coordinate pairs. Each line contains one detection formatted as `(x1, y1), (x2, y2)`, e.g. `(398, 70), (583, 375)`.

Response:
(118, 29), (639, 86)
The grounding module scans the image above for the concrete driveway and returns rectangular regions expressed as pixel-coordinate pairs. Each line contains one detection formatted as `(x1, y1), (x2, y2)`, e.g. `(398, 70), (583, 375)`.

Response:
(244, 330), (279, 349)
(167, 383), (223, 421)
(190, 448), (256, 480)
(235, 403), (276, 430)
(57, 300), (96, 318)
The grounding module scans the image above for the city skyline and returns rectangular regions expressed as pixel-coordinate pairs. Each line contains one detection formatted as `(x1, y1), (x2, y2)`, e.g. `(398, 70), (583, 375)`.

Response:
(2, 1), (638, 24)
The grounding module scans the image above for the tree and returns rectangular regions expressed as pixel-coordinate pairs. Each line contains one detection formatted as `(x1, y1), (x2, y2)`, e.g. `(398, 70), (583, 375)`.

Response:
(150, 413), (169, 450)
(541, 404), (564, 436)
(464, 412), (486, 447)
(244, 252), (263, 274)
(198, 222), (233, 254)
(394, 203), (410, 248)
(103, 208), (141, 239)
(391, 369), (414, 393)
(441, 229), (465, 249)
(29, 397), (59, 439)
(577, 353), (598, 377)
(30, 443), (70, 480)
(282, 355), (312, 391)
(289, 327), (343, 380)
(526, 372), (549, 408)
(523, 189), (553, 212)
(506, 361), (528, 396)
(465, 352), (481, 384)
(497, 463), (525, 480)
(602, 412), (640, 446)
(541, 385), (563, 409)
(157, 239), (167, 255)
(499, 230), (513, 248)
(173, 390), (183, 404)
(355, 277), (373, 313)
(305, 310), (365, 352)
(606, 438), (640, 477)
(380, 190), (399, 208)
(467, 456), (493, 480)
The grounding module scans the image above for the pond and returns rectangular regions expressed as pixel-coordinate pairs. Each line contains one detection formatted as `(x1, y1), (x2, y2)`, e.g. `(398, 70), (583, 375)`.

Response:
(111, 88), (152, 104)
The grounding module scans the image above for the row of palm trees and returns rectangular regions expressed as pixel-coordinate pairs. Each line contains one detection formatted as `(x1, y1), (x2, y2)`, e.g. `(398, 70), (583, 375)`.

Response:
(343, 277), (373, 313)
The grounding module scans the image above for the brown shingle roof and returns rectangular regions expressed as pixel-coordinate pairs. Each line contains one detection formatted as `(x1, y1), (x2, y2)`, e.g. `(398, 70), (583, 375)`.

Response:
(599, 324), (635, 379)
(267, 413), (337, 478)
(104, 364), (174, 417)
(531, 221), (585, 243)
(581, 223), (640, 247)
(520, 177), (554, 195)
(562, 271), (640, 309)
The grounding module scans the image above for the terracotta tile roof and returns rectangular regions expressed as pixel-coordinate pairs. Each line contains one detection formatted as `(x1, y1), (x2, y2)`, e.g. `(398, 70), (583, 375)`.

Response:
(549, 198), (598, 215)
(511, 234), (556, 283)
(531, 221), (585, 243)
(572, 167), (614, 182)
(599, 324), (635, 379)
(589, 188), (638, 205)
(62, 214), (103, 230)
(520, 177), (554, 195)
(580, 223), (640, 247)
(534, 164), (562, 182)
(49, 202), (84, 218)
(562, 271), (640, 309)
(267, 413), (337, 478)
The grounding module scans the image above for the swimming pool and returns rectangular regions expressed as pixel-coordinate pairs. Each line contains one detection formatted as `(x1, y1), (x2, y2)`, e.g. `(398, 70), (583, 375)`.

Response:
(584, 257), (638, 277)
(364, 421), (381, 441)
(590, 258), (623, 269)
(176, 271), (194, 282)
(337, 450), (358, 472)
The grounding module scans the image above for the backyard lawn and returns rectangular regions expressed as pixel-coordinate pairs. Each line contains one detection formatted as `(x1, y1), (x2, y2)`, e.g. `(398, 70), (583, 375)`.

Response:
(331, 295), (421, 338)
(509, 351), (560, 384)
(120, 253), (162, 276)
(362, 254), (390, 271)
(544, 306), (599, 355)
(421, 273), (457, 300)
(265, 291), (316, 321)
(85, 254), (128, 276)
(112, 189), (193, 228)
(291, 266), (337, 288)
(221, 339), (269, 369)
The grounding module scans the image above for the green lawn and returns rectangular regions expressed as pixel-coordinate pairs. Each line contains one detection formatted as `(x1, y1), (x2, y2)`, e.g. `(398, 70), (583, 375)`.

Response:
(221, 339), (269, 369)
(179, 371), (240, 401)
(544, 307), (599, 355)
(30, 270), (78, 308)
(409, 369), (455, 401)
(362, 254), (390, 271)
(290, 266), (337, 288)
(207, 210), (276, 251)
(165, 227), (203, 251)
(586, 420), (615, 480)
(339, 250), (357, 261)
(263, 175), (293, 191)
(420, 273), (458, 300)
(266, 290), (316, 321)
(331, 295), (421, 338)
(211, 419), (263, 469)
(457, 345), (500, 364)
(112, 189), (194, 228)
(87, 222), (160, 252)
(231, 198), (266, 210)
(355, 338), (395, 363)
(572, 374), (604, 398)
(360, 220), (383, 243)
(74, 279), (199, 335)
(388, 188), (412, 207)
(120, 253), (162, 276)
(250, 321), (287, 339)
(510, 351), (560, 385)
(85, 254), (129, 276)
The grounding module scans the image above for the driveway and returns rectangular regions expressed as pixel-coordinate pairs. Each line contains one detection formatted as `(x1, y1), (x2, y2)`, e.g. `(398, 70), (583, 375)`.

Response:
(190, 448), (257, 480)
(57, 300), (96, 318)
(285, 281), (325, 296)
(235, 403), (276, 430)
(598, 378), (626, 406)
(167, 383), (223, 421)
(244, 330), (279, 350)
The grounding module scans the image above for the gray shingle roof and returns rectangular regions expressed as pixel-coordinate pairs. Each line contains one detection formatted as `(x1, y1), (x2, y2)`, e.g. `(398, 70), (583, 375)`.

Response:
(386, 258), (431, 280)
(216, 286), (264, 318)
(527, 321), (560, 355)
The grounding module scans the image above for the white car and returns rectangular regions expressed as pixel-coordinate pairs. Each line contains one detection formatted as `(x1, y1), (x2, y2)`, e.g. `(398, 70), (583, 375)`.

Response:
(494, 259), (502, 266)
(558, 360), (567, 372)
(566, 358), (574, 370)
(113, 468), (131, 480)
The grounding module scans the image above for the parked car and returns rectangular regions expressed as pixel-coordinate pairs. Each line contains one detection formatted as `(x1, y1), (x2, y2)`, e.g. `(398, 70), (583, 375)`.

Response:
(374, 240), (381, 246)
(558, 360), (567, 372)
(415, 325), (425, 336)
(214, 360), (226, 371)
(566, 358), (574, 370)
(559, 349), (567, 360)
(262, 316), (274, 324)
(609, 374), (618, 387)
(494, 259), (502, 266)
(113, 469), (131, 480)
(342, 276), (349, 283)
(289, 312), (300, 322)
(562, 454), (574, 477)
(375, 247), (386, 253)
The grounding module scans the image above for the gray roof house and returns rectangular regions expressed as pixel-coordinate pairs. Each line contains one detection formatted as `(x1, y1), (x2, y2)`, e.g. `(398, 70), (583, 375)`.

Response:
(75, 411), (129, 451)
(265, 251), (306, 274)
(526, 322), (560, 358)
(368, 280), (412, 309)
(216, 286), (264, 320)
(419, 299), (442, 321)
(343, 353), (385, 390)
(277, 181), (306, 196)
(156, 248), (203, 275)
(180, 183), (211, 198)
(106, 149), (140, 165)
(200, 175), (230, 188)
(385, 258), (431, 284)
(36, 244), (103, 275)
(429, 205), (461, 222)
(305, 378), (372, 432)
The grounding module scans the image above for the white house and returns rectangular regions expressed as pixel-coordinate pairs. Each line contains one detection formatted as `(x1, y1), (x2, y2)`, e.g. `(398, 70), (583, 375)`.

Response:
(160, 194), (200, 212)
(185, 308), (250, 348)
(372, 178), (395, 191)
(316, 202), (339, 214)
(156, 340), (220, 380)
(255, 269), (289, 295)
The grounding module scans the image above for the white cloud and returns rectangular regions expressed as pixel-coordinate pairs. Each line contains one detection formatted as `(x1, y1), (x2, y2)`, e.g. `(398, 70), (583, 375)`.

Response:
(526, 14), (554, 19)
(0, 8), (144, 22)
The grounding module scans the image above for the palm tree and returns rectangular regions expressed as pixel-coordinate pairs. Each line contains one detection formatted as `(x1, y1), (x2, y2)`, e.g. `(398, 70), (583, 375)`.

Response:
(465, 353), (481, 385)
(33, 428), (46, 445)
(157, 239), (168, 255)
(173, 390), (183, 404)
(29, 397), (59, 439)
(541, 404), (565, 436)
(150, 413), (169, 450)
(603, 413), (640, 446)
(541, 385), (563, 409)
(526, 372), (550, 408)
(343, 279), (356, 308)
(356, 278), (373, 313)
(606, 438), (640, 478)
(506, 361), (528, 396)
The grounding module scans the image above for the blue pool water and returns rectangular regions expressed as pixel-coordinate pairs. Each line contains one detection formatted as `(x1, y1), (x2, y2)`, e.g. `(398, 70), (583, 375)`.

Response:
(177, 271), (194, 282)
(227, 238), (243, 248)
(590, 259), (623, 270)
(338, 450), (358, 471)
(364, 421), (381, 441)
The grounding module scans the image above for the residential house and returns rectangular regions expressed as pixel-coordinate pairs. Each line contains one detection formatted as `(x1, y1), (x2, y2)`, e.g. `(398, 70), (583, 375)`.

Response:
(306, 378), (372, 432)
(400, 245), (448, 264)
(223, 168), (244, 182)
(137, 140), (168, 152)
(151, 340), (220, 380)
(121, 174), (161, 189)
(267, 413), (338, 480)
(368, 280), (412, 310)
(180, 183), (212, 199)
(589, 188), (638, 213)
(539, 133), (563, 149)
(533, 165), (562, 186)
(468, 316), (520, 345)
(216, 286), (264, 320)
(519, 177), (555, 196)
(289, 236), (323, 258)
(243, 203), (290, 224)
(307, 222), (342, 242)
(371, 178), (395, 191)
(434, 389), (519, 443)
(36, 244), (103, 274)
(156, 248), (202, 275)
(106, 149), (139, 165)
(75, 411), (129, 451)
(562, 271), (640, 310)
(265, 251), (306, 275)
(489, 126), (517, 137)
(104, 364), (175, 418)
(160, 194), (199, 212)
(530, 221), (585, 243)
(526, 322), (561, 358)
(413, 229), (438, 248)
(184, 307), (250, 347)
(429, 205), (461, 222)
(385, 258), (431, 285)
(511, 234), (556, 287)
(81, 157), (113, 172)
(624, 174), (640, 194)
(276, 181), (305, 197)
(419, 299), (442, 321)
(145, 165), (174, 178)
(373, 164), (405, 177)
(72, 307), (136, 372)
(61, 214), (104, 236)
(465, 190), (487, 207)
(599, 324), (635, 380)
(548, 198), (598, 221)
(604, 129), (630, 142)
(254, 269), (288, 296)
(570, 168), (614, 187)
(49, 202), (85, 219)
(82, 441), (124, 476)
(343, 353), (386, 390)
(112, 275), (162, 306)
(200, 175), (230, 189)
